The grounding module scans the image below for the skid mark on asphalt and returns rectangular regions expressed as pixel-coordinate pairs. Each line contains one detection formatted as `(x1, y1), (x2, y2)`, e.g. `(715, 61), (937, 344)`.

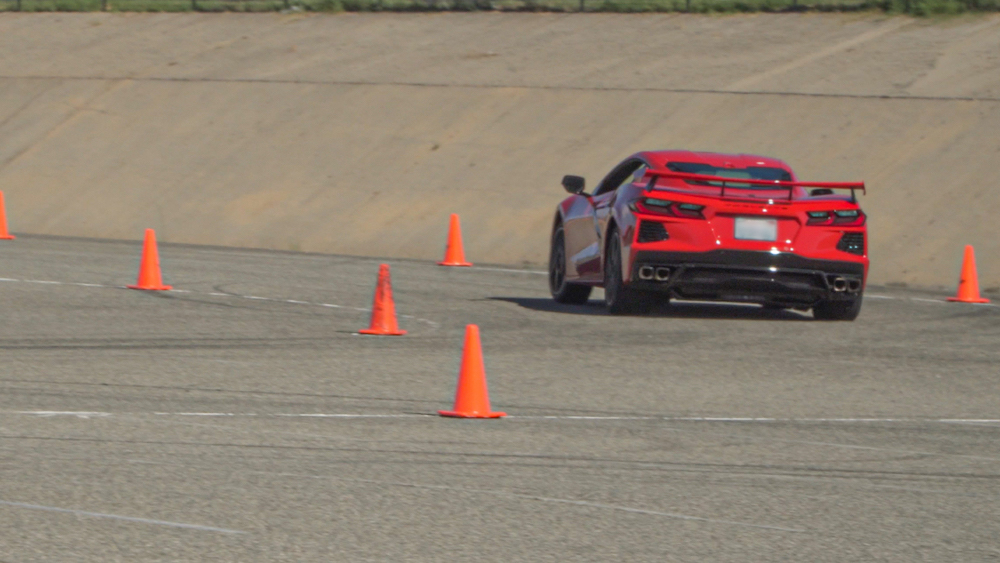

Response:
(0, 277), (439, 327)
(9, 73), (1000, 103)
(124, 458), (803, 533)
(0, 500), (247, 535)
(654, 426), (1000, 463)
(345, 478), (807, 533)
(10, 411), (997, 465)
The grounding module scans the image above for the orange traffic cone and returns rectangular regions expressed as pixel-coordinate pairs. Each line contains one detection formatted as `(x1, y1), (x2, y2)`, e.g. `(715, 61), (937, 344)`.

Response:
(127, 229), (172, 291)
(439, 325), (505, 419)
(947, 245), (990, 303)
(437, 213), (472, 267)
(359, 264), (407, 335)
(0, 191), (15, 240)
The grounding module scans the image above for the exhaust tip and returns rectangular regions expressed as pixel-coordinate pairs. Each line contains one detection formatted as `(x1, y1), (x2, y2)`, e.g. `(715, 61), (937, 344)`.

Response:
(638, 265), (655, 280)
(832, 277), (848, 292)
(654, 267), (671, 282)
(848, 279), (862, 293)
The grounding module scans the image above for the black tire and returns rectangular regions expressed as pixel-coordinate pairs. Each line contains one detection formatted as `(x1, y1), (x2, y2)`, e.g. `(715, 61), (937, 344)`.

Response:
(603, 227), (652, 315)
(813, 294), (863, 321)
(549, 225), (592, 304)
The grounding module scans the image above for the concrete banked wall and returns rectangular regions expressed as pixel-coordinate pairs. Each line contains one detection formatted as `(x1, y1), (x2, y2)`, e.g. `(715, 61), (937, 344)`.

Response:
(1, 13), (998, 289)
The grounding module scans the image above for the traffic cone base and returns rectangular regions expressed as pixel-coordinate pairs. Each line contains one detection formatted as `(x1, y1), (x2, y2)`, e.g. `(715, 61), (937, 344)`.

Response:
(128, 228), (171, 291)
(438, 213), (473, 267)
(127, 282), (172, 290)
(359, 327), (407, 336)
(359, 264), (407, 336)
(0, 191), (14, 240)
(439, 325), (505, 419)
(947, 245), (990, 304)
(438, 409), (506, 419)
(947, 296), (990, 304)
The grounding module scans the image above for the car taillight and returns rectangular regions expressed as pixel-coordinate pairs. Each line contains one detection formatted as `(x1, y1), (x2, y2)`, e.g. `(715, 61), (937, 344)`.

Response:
(630, 198), (705, 218)
(642, 198), (673, 212)
(805, 209), (865, 226)
(675, 203), (705, 218)
(833, 209), (861, 224)
(807, 211), (830, 225)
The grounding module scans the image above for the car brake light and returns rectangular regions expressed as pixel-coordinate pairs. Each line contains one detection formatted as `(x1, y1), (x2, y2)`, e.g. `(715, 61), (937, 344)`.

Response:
(675, 203), (705, 218)
(833, 209), (865, 225)
(629, 198), (674, 216)
(630, 198), (705, 219)
(806, 209), (865, 226)
(807, 211), (830, 225)
(644, 198), (672, 210)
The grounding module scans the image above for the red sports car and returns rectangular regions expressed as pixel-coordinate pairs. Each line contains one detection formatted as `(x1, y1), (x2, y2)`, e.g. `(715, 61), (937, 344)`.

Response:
(549, 150), (868, 320)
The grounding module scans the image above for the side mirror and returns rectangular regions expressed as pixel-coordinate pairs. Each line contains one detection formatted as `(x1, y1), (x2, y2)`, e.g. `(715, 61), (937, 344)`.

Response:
(810, 188), (834, 196)
(562, 175), (586, 195)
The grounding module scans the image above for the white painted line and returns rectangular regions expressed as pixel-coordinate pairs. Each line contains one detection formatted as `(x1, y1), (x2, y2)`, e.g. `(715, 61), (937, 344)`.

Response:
(275, 413), (425, 418)
(398, 314), (438, 326)
(512, 415), (941, 423)
(939, 419), (1000, 423)
(867, 293), (998, 308)
(939, 419), (1000, 425)
(329, 477), (805, 533)
(6, 411), (1000, 424)
(349, 475), (803, 532)
(526, 415), (657, 420)
(0, 275), (436, 327)
(656, 426), (1000, 463)
(505, 494), (805, 532)
(129, 460), (802, 533)
(471, 266), (547, 275)
(18, 411), (111, 419)
(159, 412), (236, 417)
(0, 500), (247, 535)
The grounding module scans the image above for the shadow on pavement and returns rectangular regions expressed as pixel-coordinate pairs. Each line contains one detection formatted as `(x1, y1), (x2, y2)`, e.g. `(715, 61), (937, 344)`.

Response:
(489, 297), (812, 321)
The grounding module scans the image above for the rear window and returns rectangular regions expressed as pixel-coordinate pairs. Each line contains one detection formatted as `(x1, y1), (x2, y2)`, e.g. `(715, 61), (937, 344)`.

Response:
(666, 162), (792, 189)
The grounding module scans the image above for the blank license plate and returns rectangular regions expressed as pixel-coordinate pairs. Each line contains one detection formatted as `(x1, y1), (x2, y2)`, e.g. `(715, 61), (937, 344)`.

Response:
(734, 217), (778, 241)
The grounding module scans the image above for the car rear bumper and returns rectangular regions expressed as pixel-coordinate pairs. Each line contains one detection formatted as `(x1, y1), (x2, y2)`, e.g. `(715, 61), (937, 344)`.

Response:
(629, 249), (865, 306)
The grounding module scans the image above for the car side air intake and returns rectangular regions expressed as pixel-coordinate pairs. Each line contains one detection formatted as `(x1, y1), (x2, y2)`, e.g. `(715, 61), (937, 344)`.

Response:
(836, 232), (865, 256)
(637, 220), (669, 243)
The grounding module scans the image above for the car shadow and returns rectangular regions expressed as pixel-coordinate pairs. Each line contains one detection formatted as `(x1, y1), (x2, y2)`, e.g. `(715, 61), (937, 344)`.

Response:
(488, 297), (813, 321)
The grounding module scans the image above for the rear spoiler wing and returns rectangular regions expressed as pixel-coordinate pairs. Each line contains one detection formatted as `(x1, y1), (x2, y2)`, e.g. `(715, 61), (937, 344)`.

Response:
(643, 169), (866, 202)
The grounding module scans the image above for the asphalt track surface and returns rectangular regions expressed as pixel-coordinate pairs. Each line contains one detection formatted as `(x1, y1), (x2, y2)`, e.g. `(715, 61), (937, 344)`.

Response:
(1, 235), (998, 562)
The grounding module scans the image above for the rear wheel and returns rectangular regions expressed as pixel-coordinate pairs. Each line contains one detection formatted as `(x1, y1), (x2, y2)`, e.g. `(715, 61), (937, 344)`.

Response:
(604, 227), (652, 315)
(549, 225), (592, 304)
(813, 295), (863, 321)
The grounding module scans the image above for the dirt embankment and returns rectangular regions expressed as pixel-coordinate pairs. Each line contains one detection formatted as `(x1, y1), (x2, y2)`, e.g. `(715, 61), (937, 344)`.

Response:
(1, 13), (998, 289)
